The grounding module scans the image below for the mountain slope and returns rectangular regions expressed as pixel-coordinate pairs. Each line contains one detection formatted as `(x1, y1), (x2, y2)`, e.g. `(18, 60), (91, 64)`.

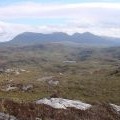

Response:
(9, 32), (69, 45)
(2, 32), (120, 46)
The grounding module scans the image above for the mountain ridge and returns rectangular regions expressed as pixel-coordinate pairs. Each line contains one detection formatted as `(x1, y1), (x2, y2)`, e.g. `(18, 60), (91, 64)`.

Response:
(1, 32), (120, 46)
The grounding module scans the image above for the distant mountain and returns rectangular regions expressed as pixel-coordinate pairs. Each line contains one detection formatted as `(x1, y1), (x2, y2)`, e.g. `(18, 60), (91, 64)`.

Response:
(1, 32), (120, 46)
(8, 32), (69, 45)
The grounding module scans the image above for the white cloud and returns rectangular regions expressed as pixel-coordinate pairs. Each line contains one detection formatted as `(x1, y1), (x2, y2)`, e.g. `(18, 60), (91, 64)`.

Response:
(0, 2), (120, 19)
(0, 2), (120, 41)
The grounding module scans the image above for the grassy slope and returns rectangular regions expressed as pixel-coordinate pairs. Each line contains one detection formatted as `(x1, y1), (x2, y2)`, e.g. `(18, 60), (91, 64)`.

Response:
(0, 43), (120, 105)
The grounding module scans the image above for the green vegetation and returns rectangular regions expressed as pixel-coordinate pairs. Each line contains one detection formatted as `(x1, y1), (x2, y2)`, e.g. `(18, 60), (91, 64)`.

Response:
(0, 43), (120, 105)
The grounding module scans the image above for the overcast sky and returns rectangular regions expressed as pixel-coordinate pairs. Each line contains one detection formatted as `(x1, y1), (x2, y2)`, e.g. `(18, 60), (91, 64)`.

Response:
(0, 0), (120, 41)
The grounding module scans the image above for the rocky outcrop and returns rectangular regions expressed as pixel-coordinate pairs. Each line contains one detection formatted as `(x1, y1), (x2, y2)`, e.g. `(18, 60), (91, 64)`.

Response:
(0, 98), (119, 120)
(36, 98), (91, 110)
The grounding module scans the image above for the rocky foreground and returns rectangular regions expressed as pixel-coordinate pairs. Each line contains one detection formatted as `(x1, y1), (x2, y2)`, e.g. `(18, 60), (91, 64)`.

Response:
(0, 98), (119, 120)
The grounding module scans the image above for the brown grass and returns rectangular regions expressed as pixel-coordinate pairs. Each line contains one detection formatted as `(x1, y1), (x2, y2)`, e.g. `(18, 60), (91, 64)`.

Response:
(0, 99), (119, 120)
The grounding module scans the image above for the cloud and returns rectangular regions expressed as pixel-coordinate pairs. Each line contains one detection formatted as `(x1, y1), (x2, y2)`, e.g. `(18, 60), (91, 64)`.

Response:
(0, 2), (120, 41)
(0, 2), (120, 19)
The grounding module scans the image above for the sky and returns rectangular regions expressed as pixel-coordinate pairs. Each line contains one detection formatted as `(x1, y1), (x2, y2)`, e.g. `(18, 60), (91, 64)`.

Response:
(0, 0), (120, 41)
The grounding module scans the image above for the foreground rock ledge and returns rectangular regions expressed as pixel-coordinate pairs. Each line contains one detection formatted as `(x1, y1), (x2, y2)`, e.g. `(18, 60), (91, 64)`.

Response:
(36, 98), (91, 110)
(0, 98), (119, 120)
